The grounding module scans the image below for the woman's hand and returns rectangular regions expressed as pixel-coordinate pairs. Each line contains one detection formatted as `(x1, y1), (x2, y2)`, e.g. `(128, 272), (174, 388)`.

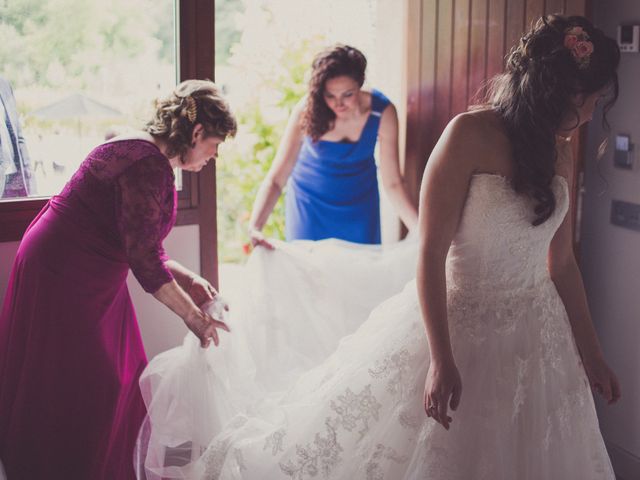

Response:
(249, 228), (275, 250)
(424, 359), (462, 430)
(582, 354), (621, 404)
(187, 274), (217, 307)
(183, 308), (230, 348)
(152, 278), (229, 348)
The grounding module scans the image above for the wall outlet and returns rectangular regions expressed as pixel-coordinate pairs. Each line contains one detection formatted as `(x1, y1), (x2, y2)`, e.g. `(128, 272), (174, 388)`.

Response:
(611, 200), (640, 231)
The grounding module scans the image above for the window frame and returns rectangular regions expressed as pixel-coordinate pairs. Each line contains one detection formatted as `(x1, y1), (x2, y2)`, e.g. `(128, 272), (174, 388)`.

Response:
(177, 0), (218, 287)
(0, 0), (219, 286)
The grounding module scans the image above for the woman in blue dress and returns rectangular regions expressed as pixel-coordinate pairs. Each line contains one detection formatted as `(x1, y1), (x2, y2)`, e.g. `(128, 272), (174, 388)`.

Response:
(248, 44), (418, 247)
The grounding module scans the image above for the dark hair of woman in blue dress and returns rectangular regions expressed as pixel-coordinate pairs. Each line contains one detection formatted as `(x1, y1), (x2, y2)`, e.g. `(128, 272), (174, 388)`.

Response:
(302, 44), (367, 141)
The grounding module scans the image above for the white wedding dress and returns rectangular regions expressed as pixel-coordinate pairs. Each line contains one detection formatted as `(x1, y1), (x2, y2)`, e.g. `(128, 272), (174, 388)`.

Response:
(136, 235), (419, 479)
(137, 174), (614, 480)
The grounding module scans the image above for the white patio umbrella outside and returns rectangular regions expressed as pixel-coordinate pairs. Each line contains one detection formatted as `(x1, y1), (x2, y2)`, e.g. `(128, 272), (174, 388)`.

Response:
(30, 93), (123, 120)
(30, 93), (124, 173)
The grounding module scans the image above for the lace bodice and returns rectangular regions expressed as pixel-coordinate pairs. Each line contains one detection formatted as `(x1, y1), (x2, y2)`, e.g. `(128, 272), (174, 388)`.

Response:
(57, 139), (176, 293)
(446, 174), (568, 293)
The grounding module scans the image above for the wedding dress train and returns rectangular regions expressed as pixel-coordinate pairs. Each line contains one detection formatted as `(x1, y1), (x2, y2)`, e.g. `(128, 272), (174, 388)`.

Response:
(137, 174), (614, 480)
(137, 236), (419, 479)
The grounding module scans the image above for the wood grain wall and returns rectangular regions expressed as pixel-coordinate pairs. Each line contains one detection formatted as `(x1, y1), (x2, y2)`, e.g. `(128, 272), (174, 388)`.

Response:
(403, 0), (588, 200)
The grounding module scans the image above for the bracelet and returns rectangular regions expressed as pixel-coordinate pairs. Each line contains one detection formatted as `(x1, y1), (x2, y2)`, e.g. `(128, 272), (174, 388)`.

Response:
(248, 227), (263, 238)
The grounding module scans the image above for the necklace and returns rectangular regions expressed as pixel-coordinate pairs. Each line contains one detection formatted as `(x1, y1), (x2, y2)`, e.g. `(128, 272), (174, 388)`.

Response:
(556, 134), (572, 143)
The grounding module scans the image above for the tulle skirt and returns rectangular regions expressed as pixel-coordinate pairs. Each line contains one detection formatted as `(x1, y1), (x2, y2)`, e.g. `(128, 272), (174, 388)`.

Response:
(136, 237), (419, 479)
(135, 237), (614, 480)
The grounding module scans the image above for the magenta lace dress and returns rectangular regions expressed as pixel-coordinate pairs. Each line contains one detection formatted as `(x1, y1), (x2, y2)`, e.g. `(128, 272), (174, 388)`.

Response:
(0, 139), (177, 479)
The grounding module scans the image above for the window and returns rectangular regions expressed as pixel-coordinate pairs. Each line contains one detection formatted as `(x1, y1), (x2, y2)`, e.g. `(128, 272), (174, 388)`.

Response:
(0, 2), (216, 282)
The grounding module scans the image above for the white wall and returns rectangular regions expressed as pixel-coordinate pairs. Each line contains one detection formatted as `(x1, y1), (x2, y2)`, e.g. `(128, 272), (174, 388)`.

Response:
(374, 0), (406, 243)
(0, 225), (197, 360)
(582, 3), (640, 479)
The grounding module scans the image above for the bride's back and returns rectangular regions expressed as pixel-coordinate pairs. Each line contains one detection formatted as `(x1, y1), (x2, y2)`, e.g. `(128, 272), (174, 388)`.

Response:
(458, 107), (516, 180)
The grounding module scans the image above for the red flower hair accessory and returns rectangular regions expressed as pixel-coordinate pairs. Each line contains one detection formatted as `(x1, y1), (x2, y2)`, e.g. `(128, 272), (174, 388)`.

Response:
(564, 26), (594, 69)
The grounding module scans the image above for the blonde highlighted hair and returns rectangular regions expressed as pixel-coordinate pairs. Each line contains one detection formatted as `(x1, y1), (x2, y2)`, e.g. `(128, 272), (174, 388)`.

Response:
(145, 79), (237, 158)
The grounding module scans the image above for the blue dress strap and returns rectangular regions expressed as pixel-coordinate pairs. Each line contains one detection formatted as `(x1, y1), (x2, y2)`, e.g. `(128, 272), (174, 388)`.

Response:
(370, 88), (391, 116)
(360, 89), (391, 144)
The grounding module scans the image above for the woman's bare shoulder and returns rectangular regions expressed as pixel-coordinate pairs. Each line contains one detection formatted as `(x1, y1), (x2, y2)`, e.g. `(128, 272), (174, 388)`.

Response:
(442, 109), (505, 148)
(439, 108), (512, 175)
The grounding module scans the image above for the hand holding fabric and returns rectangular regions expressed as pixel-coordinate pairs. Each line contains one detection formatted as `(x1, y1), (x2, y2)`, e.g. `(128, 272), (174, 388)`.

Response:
(249, 228), (275, 250)
(183, 308), (230, 348)
(187, 274), (217, 307)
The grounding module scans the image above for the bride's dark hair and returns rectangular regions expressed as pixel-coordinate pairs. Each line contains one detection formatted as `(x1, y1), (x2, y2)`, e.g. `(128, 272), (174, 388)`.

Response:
(486, 15), (619, 225)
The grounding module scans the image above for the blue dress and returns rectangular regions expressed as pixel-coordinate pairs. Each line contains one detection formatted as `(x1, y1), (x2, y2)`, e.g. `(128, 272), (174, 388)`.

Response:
(285, 89), (390, 244)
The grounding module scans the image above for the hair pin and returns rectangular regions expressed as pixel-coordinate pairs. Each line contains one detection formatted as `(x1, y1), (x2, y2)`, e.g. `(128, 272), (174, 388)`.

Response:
(185, 96), (197, 123)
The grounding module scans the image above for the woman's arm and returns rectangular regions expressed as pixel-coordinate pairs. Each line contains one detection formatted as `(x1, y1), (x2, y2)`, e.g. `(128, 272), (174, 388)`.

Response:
(548, 140), (621, 404)
(114, 156), (228, 347)
(417, 114), (479, 429)
(164, 259), (196, 291)
(152, 280), (229, 348)
(378, 103), (419, 232)
(248, 100), (306, 247)
(165, 259), (221, 308)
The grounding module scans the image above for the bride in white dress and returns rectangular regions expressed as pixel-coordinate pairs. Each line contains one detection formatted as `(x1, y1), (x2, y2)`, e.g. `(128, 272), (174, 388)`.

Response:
(136, 15), (621, 479)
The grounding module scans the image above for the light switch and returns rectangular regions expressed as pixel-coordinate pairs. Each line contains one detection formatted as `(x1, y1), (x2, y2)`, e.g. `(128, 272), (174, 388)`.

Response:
(618, 25), (640, 53)
(614, 134), (633, 169)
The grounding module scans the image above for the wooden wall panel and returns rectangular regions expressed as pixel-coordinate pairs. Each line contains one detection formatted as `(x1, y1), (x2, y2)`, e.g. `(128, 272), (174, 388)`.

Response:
(486, 0), (507, 81)
(434, 0), (454, 145)
(545, 0), (566, 15)
(451, 0), (471, 116)
(505, 0), (526, 62)
(526, 0), (546, 28)
(402, 0), (423, 205)
(468, 0), (489, 104)
(403, 0), (588, 239)
(403, 0), (437, 205)
(565, 0), (587, 15)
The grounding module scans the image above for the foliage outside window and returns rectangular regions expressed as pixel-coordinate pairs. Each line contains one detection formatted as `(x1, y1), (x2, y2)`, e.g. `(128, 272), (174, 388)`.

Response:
(0, 0), (176, 198)
(216, 42), (319, 263)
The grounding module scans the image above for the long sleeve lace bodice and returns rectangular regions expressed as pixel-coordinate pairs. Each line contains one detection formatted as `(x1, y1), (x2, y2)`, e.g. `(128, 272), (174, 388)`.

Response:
(57, 139), (177, 293)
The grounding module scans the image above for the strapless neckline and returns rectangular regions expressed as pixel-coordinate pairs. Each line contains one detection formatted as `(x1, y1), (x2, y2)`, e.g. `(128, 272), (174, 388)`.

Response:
(471, 172), (567, 186)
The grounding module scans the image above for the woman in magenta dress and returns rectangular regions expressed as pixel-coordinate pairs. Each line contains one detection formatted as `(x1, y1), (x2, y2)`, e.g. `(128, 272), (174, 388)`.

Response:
(0, 80), (236, 479)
